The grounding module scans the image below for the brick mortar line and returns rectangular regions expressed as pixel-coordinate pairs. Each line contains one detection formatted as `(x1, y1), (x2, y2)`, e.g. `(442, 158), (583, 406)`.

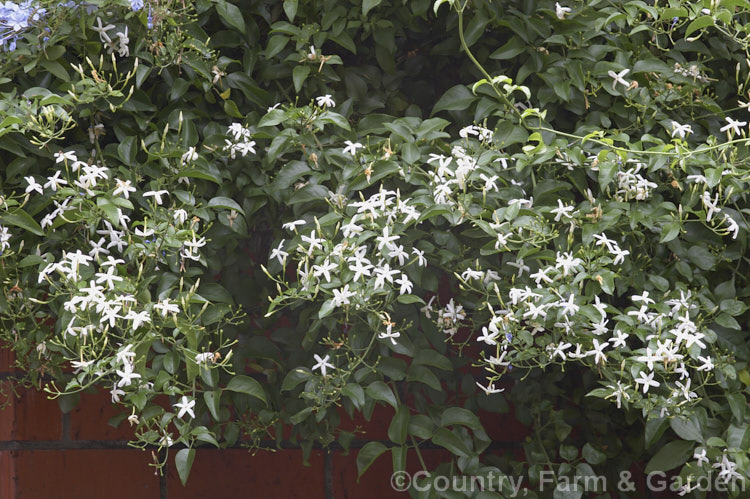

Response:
(0, 439), (522, 451)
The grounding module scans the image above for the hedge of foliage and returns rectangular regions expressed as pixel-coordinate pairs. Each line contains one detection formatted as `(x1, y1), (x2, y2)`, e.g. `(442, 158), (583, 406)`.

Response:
(2, 0), (750, 496)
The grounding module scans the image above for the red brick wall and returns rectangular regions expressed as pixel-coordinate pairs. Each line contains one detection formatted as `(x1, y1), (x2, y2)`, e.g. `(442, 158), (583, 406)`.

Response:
(0, 348), (525, 498)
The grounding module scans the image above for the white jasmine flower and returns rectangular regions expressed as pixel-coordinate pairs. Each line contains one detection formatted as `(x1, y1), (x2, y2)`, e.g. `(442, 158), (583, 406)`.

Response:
(701, 191), (721, 222)
(174, 396), (196, 419)
(555, 2), (571, 19)
(113, 178), (136, 199)
(173, 209), (189, 224)
(25, 176), (43, 194)
(143, 190), (169, 205)
(476, 380), (504, 395)
(671, 121), (693, 139)
(283, 219), (307, 231)
(378, 323), (401, 345)
(195, 352), (214, 365)
(634, 371), (659, 393)
(312, 353), (335, 376)
(54, 150), (78, 163)
(550, 342), (572, 361)
(44, 171), (68, 191)
(587, 339), (609, 365)
(608, 68), (631, 91)
(611, 329), (629, 349)
(316, 94), (335, 107)
(343, 140), (363, 155)
(694, 448), (709, 467)
(270, 240), (288, 265)
(477, 327), (499, 346)
(110, 385), (125, 403)
(154, 298), (180, 316)
(395, 275), (412, 295)
(550, 199), (574, 222)
(116, 363), (141, 387)
(697, 355), (714, 371)
(332, 285), (356, 307)
(720, 117), (746, 135)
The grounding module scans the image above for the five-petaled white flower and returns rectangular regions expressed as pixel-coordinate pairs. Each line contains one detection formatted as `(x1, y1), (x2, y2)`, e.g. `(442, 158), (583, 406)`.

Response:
(54, 150), (78, 163)
(312, 353), (335, 376)
(44, 171), (67, 192)
(550, 199), (574, 222)
(555, 2), (571, 19)
(608, 69), (631, 91)
(378, 323), (401, 345)
(476, 380), (504, 395)
(634, 370), (659, 393)
(343, 140), (364, 155)
(332, 285), (356, 307)
(282, 219), (306, 231)
(174, 396), (196, 419)
(143, 190), (169, 205)
(25, 176), (43, 195)
(694, 448), (709, 467)
(720, 117), (746, 135)
(671, 121), (693, 139)
(316, 94), (335, 107)
(701, 191), (721, 222)
(477, 327), (499, 346)
(113, 178), (137, 199)
(697, 355), (714, 371)
(270, 240), (288, 265)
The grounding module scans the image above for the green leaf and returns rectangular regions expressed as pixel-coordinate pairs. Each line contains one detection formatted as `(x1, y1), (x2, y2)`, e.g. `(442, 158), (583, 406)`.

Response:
(727, 424), (750, 449)
(644, 440), (694, 473)
(118, 136), (137, 166)
(175, 448), (196, 486)
(660, 222), (681, 243)
(670, 416), (703, 442)
(290, 407), (313, 424)
(441, 407), (481, 429)
(406, 365), (442, 391)
(687, 246), (716, 271)
(225, 375), (267, 404)
(720, 299), (746, 316)
(388, 406), (410, 444)
(265, 36), (289, 59)
(432, 428), (472, 458)
(645, 417), (669, 448)
(414, 350), (452, 371)
(215, 0), (246, 33)
(408, 414), (434, 439)
(396, 294), (425, 305)
(582, 443), (606, 465)
(553, 488), (583, 499)
(716, 312), (741, 330)
(281, 368), (311, 391)
(432, 85), (476, 115)
(356, 441), (388, 477)
(318, 299), (335, 319)
(292, 65), (310, 94)
(203, 391), (221, 421)
(342, 383), (365, 408)
(685, 15), (714, 37)
(363, 0), (383, 16)
(490, 37), (527, 60)
(706, 436), (726, 447)
(207, 196), (246, 216)
(283, 0), (298, 21)
(1, 209), (43, 236)
(728, 393), (746, 422)
(365, 381), (398, 409)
